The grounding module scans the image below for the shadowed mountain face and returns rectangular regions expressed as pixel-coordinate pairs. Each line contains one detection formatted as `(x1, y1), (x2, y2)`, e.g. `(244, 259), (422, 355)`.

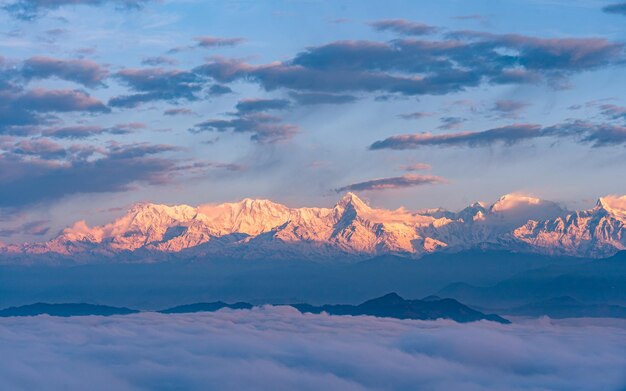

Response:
(291, 293), (510, 324)
(0, 303), (138, 317)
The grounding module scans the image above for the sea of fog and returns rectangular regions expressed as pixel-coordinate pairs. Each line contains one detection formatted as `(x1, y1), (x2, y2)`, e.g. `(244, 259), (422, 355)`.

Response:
(1, 307), (625, 391)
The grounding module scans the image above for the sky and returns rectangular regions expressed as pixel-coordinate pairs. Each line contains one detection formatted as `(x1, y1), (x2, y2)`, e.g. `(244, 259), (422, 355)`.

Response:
(1, 0), (626, 243)
(1, 308), (625, 390)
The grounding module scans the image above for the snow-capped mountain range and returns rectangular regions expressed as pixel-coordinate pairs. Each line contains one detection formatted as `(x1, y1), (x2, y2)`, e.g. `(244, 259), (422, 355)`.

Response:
(2, 192), (625, 263)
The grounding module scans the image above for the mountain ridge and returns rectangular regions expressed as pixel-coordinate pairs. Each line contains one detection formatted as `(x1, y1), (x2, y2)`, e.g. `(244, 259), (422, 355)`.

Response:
(2, 193), (625, 262)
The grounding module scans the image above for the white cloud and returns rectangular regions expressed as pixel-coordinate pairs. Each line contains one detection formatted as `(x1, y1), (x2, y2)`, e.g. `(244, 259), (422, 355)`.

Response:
(0, 307), (625, 390)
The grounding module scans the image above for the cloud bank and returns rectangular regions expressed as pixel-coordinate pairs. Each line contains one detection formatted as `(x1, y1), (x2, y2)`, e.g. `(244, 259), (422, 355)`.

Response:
(2, 0), (156, 20)
(370, 121), (626, 150)
(336, 174), (447, 192)
(0, 308), (624, 391)
(603, 2), (626, 15)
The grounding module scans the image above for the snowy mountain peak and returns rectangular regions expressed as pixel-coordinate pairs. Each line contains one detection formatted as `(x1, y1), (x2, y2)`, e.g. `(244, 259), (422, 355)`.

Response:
(336, 192), (370, 212)
(3, 193), (626, 262)
(596, 195), (626, 220)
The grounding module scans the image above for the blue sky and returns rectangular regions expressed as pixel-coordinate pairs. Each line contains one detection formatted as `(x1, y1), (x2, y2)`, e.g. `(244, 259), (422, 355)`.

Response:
(1, 0), (626, 242)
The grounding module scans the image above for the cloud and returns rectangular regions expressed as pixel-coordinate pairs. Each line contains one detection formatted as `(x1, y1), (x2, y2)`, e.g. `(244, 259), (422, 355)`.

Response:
(163, 108), (195, 116)
(0, 87), (109, 133)
(10, 138), (67, 159)
(400, 163), (432, 171)
(370, 19), (437, 36)
(398, 112), (432, 120)
(603, 2), (626, 15)
(191, 113), (298, 144)
(453, 14), (486, 21)
(21, 56), (109, 87)
(0, 219), (50, 237)
(190, 96), (298, 144)
(552, 120), (626, 147)
(370, 121), (626, 150)
(335, 174), (447, 192)
(207, 84), (232, 96)
(17, 89), (108, 112)
(194, 36), (244, 48)
(109, 68), (204, 108)
(371, 124), (543, 149)
(492, 100), (531, 118)
(0, 308), (624, 391)
(2, 0), (156, 20)
(438, 116), (466, 130)
(235, 98), (291, 113)
(141, 56), (177, 66)
(599, 104), (626, 121)
(43, 123), (143, 139)
(195, 32), (624, 97)
(0, 141), (186, 208)
(168, 36), (244, 54)
(289, 92), (357, 105)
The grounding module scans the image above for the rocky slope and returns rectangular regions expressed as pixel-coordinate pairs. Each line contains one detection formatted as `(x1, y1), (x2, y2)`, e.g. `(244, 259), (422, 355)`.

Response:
(2, 193), (625, 262)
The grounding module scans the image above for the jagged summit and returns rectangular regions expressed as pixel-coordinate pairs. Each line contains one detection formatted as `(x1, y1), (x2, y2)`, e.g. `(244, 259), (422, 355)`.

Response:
(336, 192), (370, 211)
(596, 195), (626, 220)
(2, 193), (625, 262)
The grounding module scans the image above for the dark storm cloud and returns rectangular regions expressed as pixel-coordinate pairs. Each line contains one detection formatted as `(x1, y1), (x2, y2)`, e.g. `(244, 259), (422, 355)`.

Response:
(370, 19), (437, 36)
(21, 56), (109, 87)
(370, 121), (626, 150)
(0, 142), (182, 208)
(335, 174), (447, 192)
(109, 68), (204, 108)
(196, 31), (623, 96)
(603, 2), (626, 15)
(2, 0), (156, 20)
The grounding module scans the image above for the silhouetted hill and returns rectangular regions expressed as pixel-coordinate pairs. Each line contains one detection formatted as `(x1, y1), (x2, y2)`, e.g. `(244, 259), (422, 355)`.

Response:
(291, 292), (510, 324)
(0, 303), (138, 317)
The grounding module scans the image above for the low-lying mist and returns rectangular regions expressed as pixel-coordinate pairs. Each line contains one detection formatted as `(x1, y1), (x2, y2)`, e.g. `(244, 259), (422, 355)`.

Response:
(1, 307), (624, 390)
